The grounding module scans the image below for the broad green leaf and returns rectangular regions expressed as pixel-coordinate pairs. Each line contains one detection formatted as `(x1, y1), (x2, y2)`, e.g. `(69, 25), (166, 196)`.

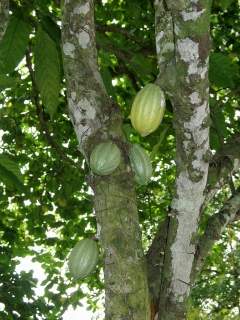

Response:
(34, 27), (60, 117)
(209, 53), (236, 88)
(40, 16), (61, 44)
(0, 74), (17, 89)
(0, 154), (25, 191)
(0, 16), (31, 73)
(210, 128), (221, 151)
(219, 0), (234, 9)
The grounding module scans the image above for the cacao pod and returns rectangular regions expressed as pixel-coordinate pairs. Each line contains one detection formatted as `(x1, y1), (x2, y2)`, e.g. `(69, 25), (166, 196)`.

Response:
(90, 141), (121, 175)
(68, 239), (98, 280)
(129, 144), (152, 185)
(130, 83), (165, 136)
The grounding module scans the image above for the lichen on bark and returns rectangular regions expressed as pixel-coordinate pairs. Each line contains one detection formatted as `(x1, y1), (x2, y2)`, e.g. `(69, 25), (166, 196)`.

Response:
(155, 1), (212, 319)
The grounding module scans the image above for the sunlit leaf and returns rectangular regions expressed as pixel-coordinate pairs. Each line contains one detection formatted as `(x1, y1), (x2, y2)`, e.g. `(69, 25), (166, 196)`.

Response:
(0, 16), (31, 73)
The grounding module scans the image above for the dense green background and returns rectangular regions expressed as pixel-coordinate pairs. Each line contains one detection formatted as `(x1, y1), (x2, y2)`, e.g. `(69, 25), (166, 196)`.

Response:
(0, 0), (239, 319)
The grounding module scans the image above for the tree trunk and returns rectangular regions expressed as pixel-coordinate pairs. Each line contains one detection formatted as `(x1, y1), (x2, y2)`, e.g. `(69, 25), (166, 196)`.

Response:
(154, 1), (211, 319)
(92, 175), (150, 320)
(61, 1), (150, 319)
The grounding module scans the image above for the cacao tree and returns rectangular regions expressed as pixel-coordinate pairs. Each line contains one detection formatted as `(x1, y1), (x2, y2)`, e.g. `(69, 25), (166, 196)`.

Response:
(0, 0), (239, 319)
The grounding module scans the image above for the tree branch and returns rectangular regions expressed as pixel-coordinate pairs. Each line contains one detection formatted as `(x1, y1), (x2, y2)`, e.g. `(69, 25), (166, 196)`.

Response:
(62, 0), (115, 154)
(113, 63), (140, 91)
(154, 0), (176, 96)
(193, 190), (240, 276)
(96, 31), (154, 90)
(96, 24), (141, 46)
(0, 0), (9, 40)
(203, 133), (240, 209)
(97, 42), (141, 91)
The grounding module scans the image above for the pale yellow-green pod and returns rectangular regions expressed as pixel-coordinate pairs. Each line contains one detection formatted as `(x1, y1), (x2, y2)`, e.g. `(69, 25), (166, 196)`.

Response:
(130, 84), (166, 137)
(68, 239), (99, 280)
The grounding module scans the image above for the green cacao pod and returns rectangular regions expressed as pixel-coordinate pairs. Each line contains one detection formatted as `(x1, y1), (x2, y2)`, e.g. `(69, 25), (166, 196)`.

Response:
(90, 141), (121, 175)
(129, 144), (152, 185)
(130, 83), (165, 136)
(68, 239), (98, 280)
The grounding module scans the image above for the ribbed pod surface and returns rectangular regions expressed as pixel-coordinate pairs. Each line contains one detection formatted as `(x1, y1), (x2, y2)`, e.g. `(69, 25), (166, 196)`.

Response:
(68, 239), (99, 280)
(130, 83), (165, 136)
(90, 141), (121, 175)
(129, 144), (152, 185)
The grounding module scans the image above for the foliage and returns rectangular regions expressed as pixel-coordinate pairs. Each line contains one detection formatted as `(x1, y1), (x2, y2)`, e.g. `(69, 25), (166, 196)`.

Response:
(0, 0), (239, 319)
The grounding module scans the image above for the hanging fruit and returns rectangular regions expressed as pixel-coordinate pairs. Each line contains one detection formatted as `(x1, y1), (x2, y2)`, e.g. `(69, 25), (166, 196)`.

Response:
(68, 239), (99, 280)
(129, 144), (152, 185)
(90, 141), (121, 175)
(130, 83), (165, 136)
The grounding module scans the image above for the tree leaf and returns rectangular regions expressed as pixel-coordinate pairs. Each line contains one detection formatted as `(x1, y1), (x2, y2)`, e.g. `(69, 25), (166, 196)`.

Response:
(40, 16), (61, 44)
(0, 16), (31, 73)
(34, 27), (61, 117)
(0, 74), (17, 89)
(209, 53), (236, 88)
(210, 128), (221, 151)
(219, 0), (234, 9)
(0, 154), (25, 191)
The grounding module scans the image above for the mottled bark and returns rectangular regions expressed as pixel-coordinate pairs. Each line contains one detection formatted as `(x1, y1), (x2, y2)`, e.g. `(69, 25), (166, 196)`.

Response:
(93, 175), (150, 320)
(155, 1), (211, 319)
(0, 0), (9, 41)
(154, 0), (175, 96)
(61, 1), (150, 319)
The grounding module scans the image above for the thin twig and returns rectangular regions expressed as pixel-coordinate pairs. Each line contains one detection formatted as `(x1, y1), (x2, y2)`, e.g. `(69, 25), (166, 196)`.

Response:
(97, 42), (143, 91)
(96, 24), (153, 50)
